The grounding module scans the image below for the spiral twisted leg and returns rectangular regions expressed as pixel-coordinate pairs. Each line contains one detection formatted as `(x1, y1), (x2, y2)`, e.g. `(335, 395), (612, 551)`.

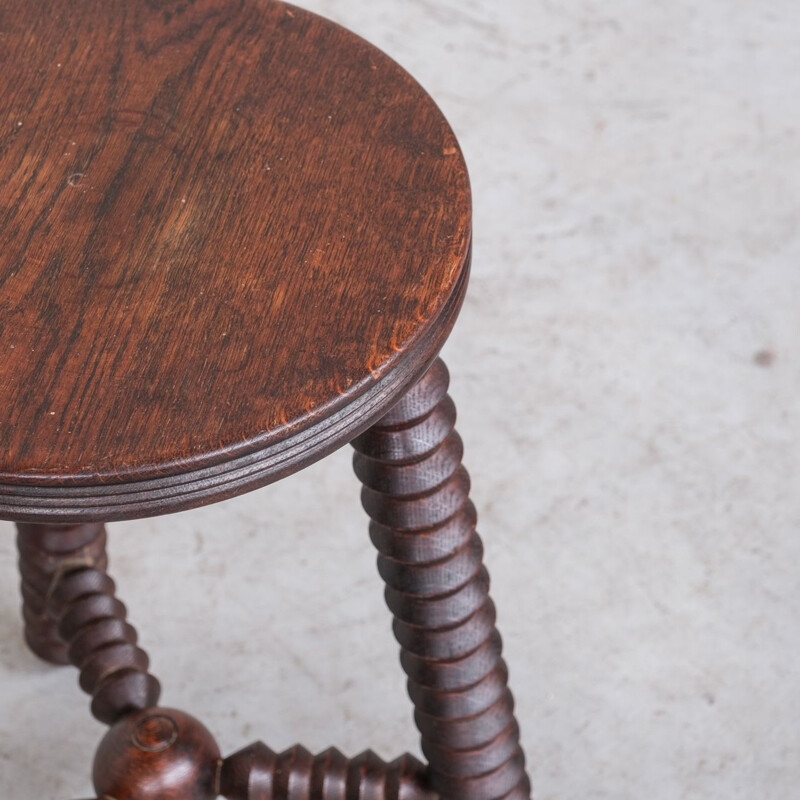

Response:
(17, 522), (108, 665)
(16, 522), (161, 725)
(220, 742), (436, 800)
(15, 526), (440, 800)
(352, 358), (531, 800)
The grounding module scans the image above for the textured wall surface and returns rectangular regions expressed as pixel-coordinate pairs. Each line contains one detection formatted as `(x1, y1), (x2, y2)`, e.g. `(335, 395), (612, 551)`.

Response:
(1, 1), (799, 798)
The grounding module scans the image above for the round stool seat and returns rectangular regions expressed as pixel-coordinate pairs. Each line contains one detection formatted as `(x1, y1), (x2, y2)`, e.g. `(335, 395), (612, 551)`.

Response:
(0, 0), (471, 521)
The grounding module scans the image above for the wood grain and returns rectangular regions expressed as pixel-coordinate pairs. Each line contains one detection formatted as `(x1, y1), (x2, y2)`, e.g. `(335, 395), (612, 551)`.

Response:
(220, 742), (436, 800)
(17, 523), (161, 724)
(17, 521), (108, 663)
(0, 0), (471, 521)
(17, 521), (440, 799)
(93, 708), (221, 800)
(353, 360), (532, 800)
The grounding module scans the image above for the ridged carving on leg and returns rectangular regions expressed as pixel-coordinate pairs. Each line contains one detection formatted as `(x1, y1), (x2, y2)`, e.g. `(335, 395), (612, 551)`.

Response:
(16, 523), (161, 725)
(219, 742), (436, 800)
(352, 359), (532, 800)
(17, 522), (108, 665)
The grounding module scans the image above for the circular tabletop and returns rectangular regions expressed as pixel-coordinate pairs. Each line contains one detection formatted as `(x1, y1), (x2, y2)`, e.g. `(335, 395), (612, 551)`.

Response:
(0, 0), (471, 522)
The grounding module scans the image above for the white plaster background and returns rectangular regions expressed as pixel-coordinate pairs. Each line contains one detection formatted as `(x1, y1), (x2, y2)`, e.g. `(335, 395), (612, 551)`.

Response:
(1, 1), (799, 798)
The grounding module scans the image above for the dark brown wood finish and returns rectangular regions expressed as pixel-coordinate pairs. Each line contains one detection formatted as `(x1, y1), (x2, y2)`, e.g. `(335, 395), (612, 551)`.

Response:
(353, 359), (532, 800)
(17, 523), (161, 724)
(19, 523), (443, 799)
(0, 0), (471, 521)
(4, 4), (530, 800)
(17, 521), (108, 663)
(93, 708), (222, 800)
(219, 742), (436, 800)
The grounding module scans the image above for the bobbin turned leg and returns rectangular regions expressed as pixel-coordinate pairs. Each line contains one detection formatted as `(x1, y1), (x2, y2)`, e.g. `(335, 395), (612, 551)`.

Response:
(352, 358), (532, 800)
(16, 522), (161, 723)
(16, 524), (440, 800)
(17, 523), (109, 664)
(14, 523), (216, 800)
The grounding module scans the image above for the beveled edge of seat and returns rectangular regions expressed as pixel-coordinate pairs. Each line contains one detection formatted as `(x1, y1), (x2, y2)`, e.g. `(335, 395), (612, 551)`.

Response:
(0, 247), (470, 523)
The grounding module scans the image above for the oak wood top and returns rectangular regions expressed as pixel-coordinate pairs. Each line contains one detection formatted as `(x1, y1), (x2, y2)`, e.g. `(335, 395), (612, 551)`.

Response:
(0, 0), (471, 521)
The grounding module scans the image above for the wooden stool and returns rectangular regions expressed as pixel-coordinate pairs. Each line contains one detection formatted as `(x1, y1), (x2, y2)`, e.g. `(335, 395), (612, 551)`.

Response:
(1, 2), (530, 798)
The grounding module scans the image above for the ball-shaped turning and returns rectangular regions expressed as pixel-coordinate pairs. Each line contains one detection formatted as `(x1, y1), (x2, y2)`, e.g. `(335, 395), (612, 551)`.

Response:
(93, 707), (220, 799)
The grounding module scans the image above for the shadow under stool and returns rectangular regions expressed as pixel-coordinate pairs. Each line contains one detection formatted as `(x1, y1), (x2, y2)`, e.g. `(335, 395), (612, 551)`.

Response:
(0, 1), (530, 798)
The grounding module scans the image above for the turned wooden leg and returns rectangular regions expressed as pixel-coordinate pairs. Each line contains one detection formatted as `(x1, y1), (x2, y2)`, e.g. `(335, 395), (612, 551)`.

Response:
(352, 358), (532, 800)
(17, 522), (109, 665)
(16, 522), (161, 724)
(219, 743), (434, 799)
(17, 524), (219, 799)
(16, 523), (439, 800)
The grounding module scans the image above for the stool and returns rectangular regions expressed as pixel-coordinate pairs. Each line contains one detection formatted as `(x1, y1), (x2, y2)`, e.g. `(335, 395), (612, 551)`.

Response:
(0, 2), (530, 798)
